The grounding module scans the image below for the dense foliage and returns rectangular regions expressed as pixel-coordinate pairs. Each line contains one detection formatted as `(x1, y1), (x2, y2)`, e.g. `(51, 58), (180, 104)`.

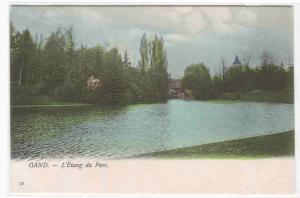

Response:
(10, 23), (168, 105)
(182, 63), (212, 100)
(10, 22), (293, 105)
(182, 56), (294, 101)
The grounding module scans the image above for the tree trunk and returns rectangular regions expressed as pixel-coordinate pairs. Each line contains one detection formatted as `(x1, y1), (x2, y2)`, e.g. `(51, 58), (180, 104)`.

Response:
(18, 66), (23, 86)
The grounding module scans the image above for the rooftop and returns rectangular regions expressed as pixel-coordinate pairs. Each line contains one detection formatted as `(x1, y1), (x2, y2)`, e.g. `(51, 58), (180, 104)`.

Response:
(233, 55), (241, 65)
(168, 79), (181, 89)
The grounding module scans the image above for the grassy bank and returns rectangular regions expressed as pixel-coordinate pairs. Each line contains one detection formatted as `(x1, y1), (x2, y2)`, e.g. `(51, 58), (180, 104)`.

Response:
(218, 90), (294, 104)
(11, 89), (293, 105)
(137, 130), (294, 159)
(11, 94), (90, 106)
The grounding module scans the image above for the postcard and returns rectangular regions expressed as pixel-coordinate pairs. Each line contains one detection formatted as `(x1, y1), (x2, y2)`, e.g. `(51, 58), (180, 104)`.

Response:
(9, 4), (295, 194)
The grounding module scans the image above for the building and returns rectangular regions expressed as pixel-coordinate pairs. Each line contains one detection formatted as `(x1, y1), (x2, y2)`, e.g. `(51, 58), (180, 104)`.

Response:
(280, 61), (294, 70)
(223, 55), (241, 79)
(168, 79), (182, 99)
(232, 55), (241, 67)
(87, 75), (101, 89)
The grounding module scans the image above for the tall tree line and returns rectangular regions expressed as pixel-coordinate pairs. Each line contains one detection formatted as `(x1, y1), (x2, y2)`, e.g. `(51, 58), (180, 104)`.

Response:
(182, 53), (294, 101)
(10, 23), (169, 105)
(138, 33), (168, 102)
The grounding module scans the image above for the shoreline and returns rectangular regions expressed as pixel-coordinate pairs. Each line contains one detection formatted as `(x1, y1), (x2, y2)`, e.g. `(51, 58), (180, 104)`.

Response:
(11, 104), (94, 108)
(11, 89), (295, 107)
(11, 98), (293, 108)
(136, 130), (294, 159)
(10, 130), (295, 161)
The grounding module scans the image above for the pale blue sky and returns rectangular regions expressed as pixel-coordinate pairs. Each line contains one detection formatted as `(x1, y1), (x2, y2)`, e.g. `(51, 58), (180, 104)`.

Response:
(10, 6), (293, 78)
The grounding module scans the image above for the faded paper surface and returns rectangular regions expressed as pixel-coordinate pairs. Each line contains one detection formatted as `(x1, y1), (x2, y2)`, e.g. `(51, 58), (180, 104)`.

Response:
(11, 159), (295, 194)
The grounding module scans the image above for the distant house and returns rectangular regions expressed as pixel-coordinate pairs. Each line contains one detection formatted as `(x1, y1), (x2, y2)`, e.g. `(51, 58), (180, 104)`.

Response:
(168, 79), (182, 99)
(280, 61), (294, 70)
(168, 79), (181, 91)
(87, 75), (101, 89)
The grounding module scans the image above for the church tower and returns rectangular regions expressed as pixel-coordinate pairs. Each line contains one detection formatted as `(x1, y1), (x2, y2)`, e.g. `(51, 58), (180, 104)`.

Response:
(232, 55), (241, 67)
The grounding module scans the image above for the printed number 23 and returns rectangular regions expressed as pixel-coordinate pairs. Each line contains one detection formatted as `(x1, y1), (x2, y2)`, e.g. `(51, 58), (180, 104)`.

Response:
(19, 181), (24, 186)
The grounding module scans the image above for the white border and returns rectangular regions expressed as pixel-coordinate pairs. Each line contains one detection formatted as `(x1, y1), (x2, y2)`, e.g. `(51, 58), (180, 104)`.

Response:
(1, 1), (299, 198)
(294, 3), (299, 198)
(0, 0), (10, 198)
(5, 0), (300, 5)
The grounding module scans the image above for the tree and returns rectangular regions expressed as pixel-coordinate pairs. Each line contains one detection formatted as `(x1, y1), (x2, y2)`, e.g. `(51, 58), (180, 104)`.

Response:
(257, 52), (287, 90)
(123, 50), (131, 69)
(139, 33), (149, 74)
(261, 51), (274, 66)
(10, 22), (20, 83)
(148, 35), (168, 101)
(221, 58), (226, 81)
(182, 63), (212, 100)
(257, 63), (287, 90)
(102, 48), (126, 104)
(34, 34), (46, 83)
(211, 75), (223, 97)
(43, 30), (66, 94)
(286, 66), (294, 93)
(223, 64), (244, 92)
(14, 29), (36, 86)
(137, 34), (169, 102)
(65, 27), (76, 76)
(242, 54), (253, 66)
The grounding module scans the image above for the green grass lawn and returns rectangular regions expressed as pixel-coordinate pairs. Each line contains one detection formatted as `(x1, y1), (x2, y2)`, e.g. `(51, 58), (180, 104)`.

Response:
(136, 130), (294, 159)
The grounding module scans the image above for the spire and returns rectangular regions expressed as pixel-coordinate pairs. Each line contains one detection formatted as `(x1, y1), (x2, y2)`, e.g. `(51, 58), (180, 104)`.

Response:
(233, 55), (241, 66)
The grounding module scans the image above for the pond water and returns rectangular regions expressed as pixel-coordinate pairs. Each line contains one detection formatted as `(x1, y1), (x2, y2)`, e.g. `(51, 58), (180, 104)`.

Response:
(11, 99), (294, 159)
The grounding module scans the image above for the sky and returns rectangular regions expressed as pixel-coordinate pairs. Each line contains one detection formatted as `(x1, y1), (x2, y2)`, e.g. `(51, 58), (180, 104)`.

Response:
(10, 6), (293, 78)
